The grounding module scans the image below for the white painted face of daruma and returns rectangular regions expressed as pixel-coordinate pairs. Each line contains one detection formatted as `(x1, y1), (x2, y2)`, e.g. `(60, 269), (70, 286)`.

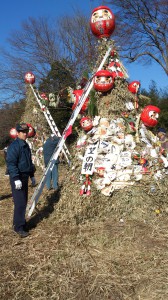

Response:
(26, 73), (34, 80)
(82, 120), (92, 128)
(91, 9), (112, 23)
(95, 76), (112, 84)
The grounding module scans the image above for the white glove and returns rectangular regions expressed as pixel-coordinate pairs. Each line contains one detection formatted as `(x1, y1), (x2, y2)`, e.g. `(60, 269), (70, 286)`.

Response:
(31, 177), (36, 187)
(14, 180), (22, 190)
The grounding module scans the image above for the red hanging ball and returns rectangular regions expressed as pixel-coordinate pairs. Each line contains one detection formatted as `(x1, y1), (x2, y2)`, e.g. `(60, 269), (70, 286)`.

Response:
(140, 105), (161, 127)
(94, 70), (114, 92)
(24, 72), (35, 84)
(9, 128), (18, 139)
(80, 116), (93, 131)
(128, 81), (140, 94)
(72, 90), (89, 113)
(90, 6), (115, 39)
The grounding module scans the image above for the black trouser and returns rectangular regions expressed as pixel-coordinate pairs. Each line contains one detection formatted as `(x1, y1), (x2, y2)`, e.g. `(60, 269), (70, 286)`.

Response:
(10, 175), (29, 232)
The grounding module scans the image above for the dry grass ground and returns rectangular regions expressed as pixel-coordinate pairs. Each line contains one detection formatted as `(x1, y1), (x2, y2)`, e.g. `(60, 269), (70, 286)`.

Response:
(0, 161), (168, 300)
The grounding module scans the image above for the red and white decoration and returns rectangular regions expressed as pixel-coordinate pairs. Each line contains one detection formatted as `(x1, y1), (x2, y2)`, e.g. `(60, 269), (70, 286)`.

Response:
(9, 128), (18, 139)
(94, 70), (114, 92)
(27, 123), (36, 138)
(90, 6), (115, 38)
(40, 93), (49, 101)
(128, 81), (141, 94)
(72, 90), (89, 113)
(107, 61), (124, 78)
(24, 72), (35, 84)
(80, 116), (93, 132)
(140, 105), (160, 127)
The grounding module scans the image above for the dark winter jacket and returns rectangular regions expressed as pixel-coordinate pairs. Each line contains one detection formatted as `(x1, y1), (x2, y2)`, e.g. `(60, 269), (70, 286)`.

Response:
(43, 136), (60, 167)
(6, 137), (35, 180)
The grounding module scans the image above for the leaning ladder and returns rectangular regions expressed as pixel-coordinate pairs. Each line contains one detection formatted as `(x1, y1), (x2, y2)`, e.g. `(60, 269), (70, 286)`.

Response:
(29, 84), (71, 165)
(27, 45), (113, 217)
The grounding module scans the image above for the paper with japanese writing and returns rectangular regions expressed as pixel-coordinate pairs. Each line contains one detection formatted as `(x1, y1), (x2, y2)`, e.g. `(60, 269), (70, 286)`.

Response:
(81, 143), (99, 175)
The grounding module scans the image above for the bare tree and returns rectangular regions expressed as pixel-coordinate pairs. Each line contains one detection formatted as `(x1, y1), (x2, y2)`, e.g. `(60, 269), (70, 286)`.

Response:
(104, 0), (168, 75)
(0, 11), (97, 104)
(58, 8), (97, 78)
(0, 17), (61, 104)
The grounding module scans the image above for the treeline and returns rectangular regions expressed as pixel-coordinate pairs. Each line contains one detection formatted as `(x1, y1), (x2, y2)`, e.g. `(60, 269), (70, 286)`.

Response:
(0, 80), (167, 150)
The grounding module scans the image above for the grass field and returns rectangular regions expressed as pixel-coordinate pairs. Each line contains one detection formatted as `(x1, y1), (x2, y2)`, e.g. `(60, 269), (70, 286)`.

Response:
(0, 162), (168, 300)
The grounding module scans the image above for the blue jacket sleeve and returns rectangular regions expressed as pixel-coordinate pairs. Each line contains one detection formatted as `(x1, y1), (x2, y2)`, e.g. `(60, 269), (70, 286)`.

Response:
(6, 143), (20, 180)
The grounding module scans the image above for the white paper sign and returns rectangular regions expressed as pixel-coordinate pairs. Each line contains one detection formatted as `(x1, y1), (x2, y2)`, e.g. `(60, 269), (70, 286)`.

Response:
(118, 151), (132, 167)
(81, 143), (98, 175)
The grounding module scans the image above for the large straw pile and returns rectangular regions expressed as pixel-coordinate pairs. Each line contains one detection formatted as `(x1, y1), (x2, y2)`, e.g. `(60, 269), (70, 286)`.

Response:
(1, 146), (168, 300)
(1, 55), (168, 299)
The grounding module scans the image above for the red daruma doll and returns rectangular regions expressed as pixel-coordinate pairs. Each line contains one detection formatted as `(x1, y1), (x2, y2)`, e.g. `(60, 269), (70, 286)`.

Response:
(9, 128), (18, 139)
(72, 90), (89, 114)
(140, 105), (160, 127)
(90, 6), (115, 39)
(24, 72), (35, 84)
(94, 70), (114, 92)
(128, 81), (141, 94)
(80, 117), (93, 132)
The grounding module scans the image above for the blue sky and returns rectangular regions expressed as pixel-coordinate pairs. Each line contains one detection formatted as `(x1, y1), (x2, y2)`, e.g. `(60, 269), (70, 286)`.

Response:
(0, 0), (167, 91)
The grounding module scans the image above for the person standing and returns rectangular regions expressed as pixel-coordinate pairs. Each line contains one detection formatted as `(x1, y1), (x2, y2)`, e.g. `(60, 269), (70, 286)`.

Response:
(43, 134), (60, 191)
(157, 128), (168, 150)
(6, 123), (36, 238)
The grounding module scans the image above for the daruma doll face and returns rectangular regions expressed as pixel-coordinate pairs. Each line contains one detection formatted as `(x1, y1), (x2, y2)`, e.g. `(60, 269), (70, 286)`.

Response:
(80, 117), (93, 131)
(128, 81), (140, 94)
(94, 70), (114, 92)
(90, 6), (115, 38)
(24, 72), (35, 84)
(140, 105), (161, 127)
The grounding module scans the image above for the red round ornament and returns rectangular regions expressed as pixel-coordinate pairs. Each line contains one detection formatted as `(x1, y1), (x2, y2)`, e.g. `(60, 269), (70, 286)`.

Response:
(90, 6), (115, 38)
(128, 81), (140, 94)
(9, 128), (18, 139)
(27, 123), (36, 138)
(140, 105), (161, 127)
(72, 90), (89, 113)
(94, 70), (114, 92)
(80, 117), (93, 132)
(24, 72), (35, 84)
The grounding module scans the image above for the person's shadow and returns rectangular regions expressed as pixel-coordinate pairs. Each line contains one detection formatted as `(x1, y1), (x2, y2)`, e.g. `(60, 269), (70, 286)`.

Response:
(0, 194), (12, 201)
(26, 189), (61, 230)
